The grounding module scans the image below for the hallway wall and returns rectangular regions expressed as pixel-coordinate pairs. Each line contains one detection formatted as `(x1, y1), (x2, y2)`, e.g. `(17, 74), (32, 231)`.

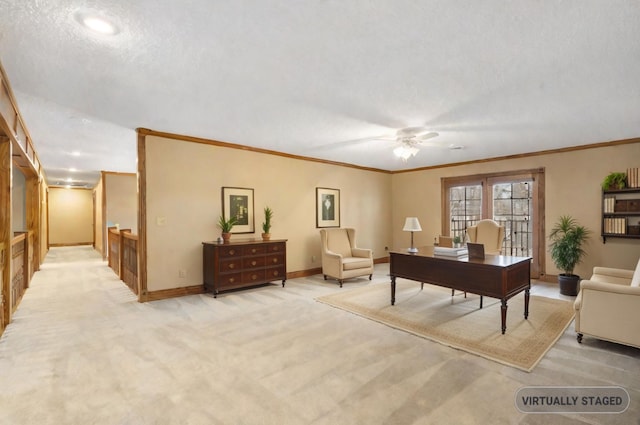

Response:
(48, 187), (93, 246)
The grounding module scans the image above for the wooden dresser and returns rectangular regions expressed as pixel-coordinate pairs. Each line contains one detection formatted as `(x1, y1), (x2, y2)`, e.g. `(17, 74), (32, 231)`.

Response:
(202, 239), (287, 297)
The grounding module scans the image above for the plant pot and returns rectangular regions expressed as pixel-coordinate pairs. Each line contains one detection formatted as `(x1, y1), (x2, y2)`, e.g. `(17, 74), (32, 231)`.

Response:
(221, 232), (231, 243)
(261, 232), (271, 241)
(558, 273), (580, 296)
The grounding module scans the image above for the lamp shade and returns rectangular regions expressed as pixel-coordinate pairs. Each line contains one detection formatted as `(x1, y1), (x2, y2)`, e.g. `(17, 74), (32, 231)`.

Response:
(402, 217), (422, 232)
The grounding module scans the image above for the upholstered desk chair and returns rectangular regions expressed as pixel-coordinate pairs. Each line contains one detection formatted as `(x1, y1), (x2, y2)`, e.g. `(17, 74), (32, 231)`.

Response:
(319, 228), (373, 287)
(466, 219), (505, 255)
(574, 259), (640, 349)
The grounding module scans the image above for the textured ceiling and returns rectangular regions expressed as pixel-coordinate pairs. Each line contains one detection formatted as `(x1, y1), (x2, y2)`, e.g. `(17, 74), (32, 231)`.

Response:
(1, 1), (639, 187)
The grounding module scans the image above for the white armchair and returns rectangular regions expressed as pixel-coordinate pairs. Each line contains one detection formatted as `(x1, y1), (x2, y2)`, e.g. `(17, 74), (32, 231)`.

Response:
(319, 228), (373, 287)
(573, 259), (640, 349)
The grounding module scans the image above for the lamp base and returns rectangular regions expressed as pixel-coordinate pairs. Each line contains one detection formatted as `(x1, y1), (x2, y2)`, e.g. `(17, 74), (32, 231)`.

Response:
(407, 247), (418, 253)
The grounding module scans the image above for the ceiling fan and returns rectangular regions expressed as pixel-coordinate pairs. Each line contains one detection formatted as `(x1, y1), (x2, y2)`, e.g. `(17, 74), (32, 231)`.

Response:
(373, 127), (440, 161)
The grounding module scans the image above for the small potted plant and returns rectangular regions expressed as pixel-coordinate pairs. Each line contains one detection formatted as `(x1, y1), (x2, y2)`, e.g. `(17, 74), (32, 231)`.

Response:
(217, 215), (238, 243)
(453, 235), (462, 248)
(601, 172), (627, 190)
(261, 206), (273, 241)
(548, 215), (591, 296)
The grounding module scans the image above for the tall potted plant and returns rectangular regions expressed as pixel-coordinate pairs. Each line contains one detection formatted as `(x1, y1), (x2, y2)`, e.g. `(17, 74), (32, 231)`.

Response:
(217, 215), (238, 243)
(261, 206), (273, 241)
(548, 215), (591, 296)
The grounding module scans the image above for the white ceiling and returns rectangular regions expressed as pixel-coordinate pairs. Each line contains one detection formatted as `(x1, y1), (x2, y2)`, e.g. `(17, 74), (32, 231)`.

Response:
(1, 1), (639, 187)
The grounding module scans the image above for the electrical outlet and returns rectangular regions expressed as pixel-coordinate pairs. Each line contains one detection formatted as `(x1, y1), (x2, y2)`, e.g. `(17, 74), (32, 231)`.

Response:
(311, 255), (317, 262)
(178, 269), (186, 278)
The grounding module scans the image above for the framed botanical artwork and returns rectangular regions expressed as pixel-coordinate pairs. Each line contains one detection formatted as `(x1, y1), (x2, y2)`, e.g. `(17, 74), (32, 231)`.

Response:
(316, 187), (340, 228)
(222, 187), (254, 233)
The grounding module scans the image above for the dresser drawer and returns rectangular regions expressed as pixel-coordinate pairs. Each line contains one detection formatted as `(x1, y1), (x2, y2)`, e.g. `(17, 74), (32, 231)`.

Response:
(218, 246), (242, 258)
(217, 272), (243, 288)
(220, 258), (242, 273)
(243, 245), (266, 256)
(243, 256), (266, 269)
(266, 242), (286, 253)
(266, 266), (286, 280)
(242, 270), (266, 284)
(266, 253), (285, 266)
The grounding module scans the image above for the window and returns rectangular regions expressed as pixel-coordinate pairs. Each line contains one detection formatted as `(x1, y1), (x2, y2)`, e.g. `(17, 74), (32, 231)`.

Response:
(442, 169), (545, 277)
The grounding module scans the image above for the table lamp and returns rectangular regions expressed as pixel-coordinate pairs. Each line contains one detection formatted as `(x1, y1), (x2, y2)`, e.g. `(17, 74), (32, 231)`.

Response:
(403, 217), (422, 253)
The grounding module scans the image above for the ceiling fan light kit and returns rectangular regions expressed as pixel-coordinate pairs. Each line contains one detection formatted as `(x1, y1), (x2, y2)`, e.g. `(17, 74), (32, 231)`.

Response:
(394, 144), (420, 161)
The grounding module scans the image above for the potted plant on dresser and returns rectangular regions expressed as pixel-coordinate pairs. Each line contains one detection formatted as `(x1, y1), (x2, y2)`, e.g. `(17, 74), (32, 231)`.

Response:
(549, 215), (591, 296)
(261, 206), (273, 241)
(217, 215), (238, 243)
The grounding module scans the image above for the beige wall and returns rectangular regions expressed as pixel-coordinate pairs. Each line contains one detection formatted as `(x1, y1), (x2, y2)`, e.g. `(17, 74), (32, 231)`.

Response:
(144, 135), (392, 291)
(391, 142), (640, 277)
(105, 172), (137, 233)
(48, 187), (93, 245)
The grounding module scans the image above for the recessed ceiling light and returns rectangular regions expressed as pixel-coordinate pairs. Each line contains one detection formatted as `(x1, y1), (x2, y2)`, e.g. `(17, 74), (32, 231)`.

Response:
(71, 151), (81, 157)
(69, 167), (77, 172)
(66, 177), (73, 182)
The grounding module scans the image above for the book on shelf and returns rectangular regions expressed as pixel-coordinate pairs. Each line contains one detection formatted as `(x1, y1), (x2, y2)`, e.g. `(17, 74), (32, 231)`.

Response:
(627, 167), (639, 188)
(604, 217), (627, 234)
(433, 246), (469, 257)
(604, 196), (615, 213)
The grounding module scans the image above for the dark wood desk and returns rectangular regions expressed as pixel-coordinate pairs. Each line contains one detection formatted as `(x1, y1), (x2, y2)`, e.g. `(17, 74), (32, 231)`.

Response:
(389, 246), (531, 334)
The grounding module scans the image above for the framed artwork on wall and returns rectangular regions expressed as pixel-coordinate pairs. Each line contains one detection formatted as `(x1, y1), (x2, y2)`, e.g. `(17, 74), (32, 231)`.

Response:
(316, 187), (340, 228)
(222, 187), (254, 233)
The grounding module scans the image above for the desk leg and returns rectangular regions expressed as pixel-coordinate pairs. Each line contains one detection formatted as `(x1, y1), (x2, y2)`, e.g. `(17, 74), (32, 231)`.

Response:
(391, 276), (396, 305)
(501, 299), (508, 334)
(479, 296), (483, 309)
(524, 288), (530, 319)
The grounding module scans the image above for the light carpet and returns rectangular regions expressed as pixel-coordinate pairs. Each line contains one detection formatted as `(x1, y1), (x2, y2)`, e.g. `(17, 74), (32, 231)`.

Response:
(316, 280), (575, 372)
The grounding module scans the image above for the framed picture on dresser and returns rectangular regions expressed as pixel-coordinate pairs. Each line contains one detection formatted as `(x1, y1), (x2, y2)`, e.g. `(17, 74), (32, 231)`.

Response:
(222, 187), (254, 233)
(316, 187), (340, 228)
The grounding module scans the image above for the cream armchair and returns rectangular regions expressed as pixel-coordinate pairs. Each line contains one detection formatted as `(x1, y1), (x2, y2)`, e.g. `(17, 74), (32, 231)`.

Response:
(320, 228), (373, 287)
(466, 219), (505, 255)
(573, 260), (640, 349)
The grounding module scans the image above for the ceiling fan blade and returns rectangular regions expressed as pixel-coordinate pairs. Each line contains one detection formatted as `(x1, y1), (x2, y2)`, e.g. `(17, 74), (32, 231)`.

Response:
(416, 131), (439, 141)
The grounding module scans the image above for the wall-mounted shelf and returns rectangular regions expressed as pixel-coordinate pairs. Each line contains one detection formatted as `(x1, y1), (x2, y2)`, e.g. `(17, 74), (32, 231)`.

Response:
(602, 187), (640, 243)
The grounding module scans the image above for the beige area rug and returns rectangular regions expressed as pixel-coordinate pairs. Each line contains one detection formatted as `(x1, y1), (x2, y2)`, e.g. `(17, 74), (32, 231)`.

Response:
(316, 281), (575, 372)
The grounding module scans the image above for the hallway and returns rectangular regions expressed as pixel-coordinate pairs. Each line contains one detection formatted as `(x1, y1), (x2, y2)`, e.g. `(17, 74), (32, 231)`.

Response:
(0, 246), (638, 424)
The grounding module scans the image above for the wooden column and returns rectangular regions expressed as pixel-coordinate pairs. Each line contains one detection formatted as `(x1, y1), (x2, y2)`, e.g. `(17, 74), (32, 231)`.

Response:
(26, 175), (40, 272)
(0, 137), (11, 327)
(136, 130), (147, 302)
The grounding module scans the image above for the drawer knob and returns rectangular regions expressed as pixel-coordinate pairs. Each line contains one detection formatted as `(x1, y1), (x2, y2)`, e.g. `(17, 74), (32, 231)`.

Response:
(251, 249), (257, 253)
(229, 250), (235, 255)
(272, 258), (278, 264)
(229, 264), (235, 269)
(251, 274), (258, 280)
(229, 278), (235, 283)
(251, 261), (257, 266)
